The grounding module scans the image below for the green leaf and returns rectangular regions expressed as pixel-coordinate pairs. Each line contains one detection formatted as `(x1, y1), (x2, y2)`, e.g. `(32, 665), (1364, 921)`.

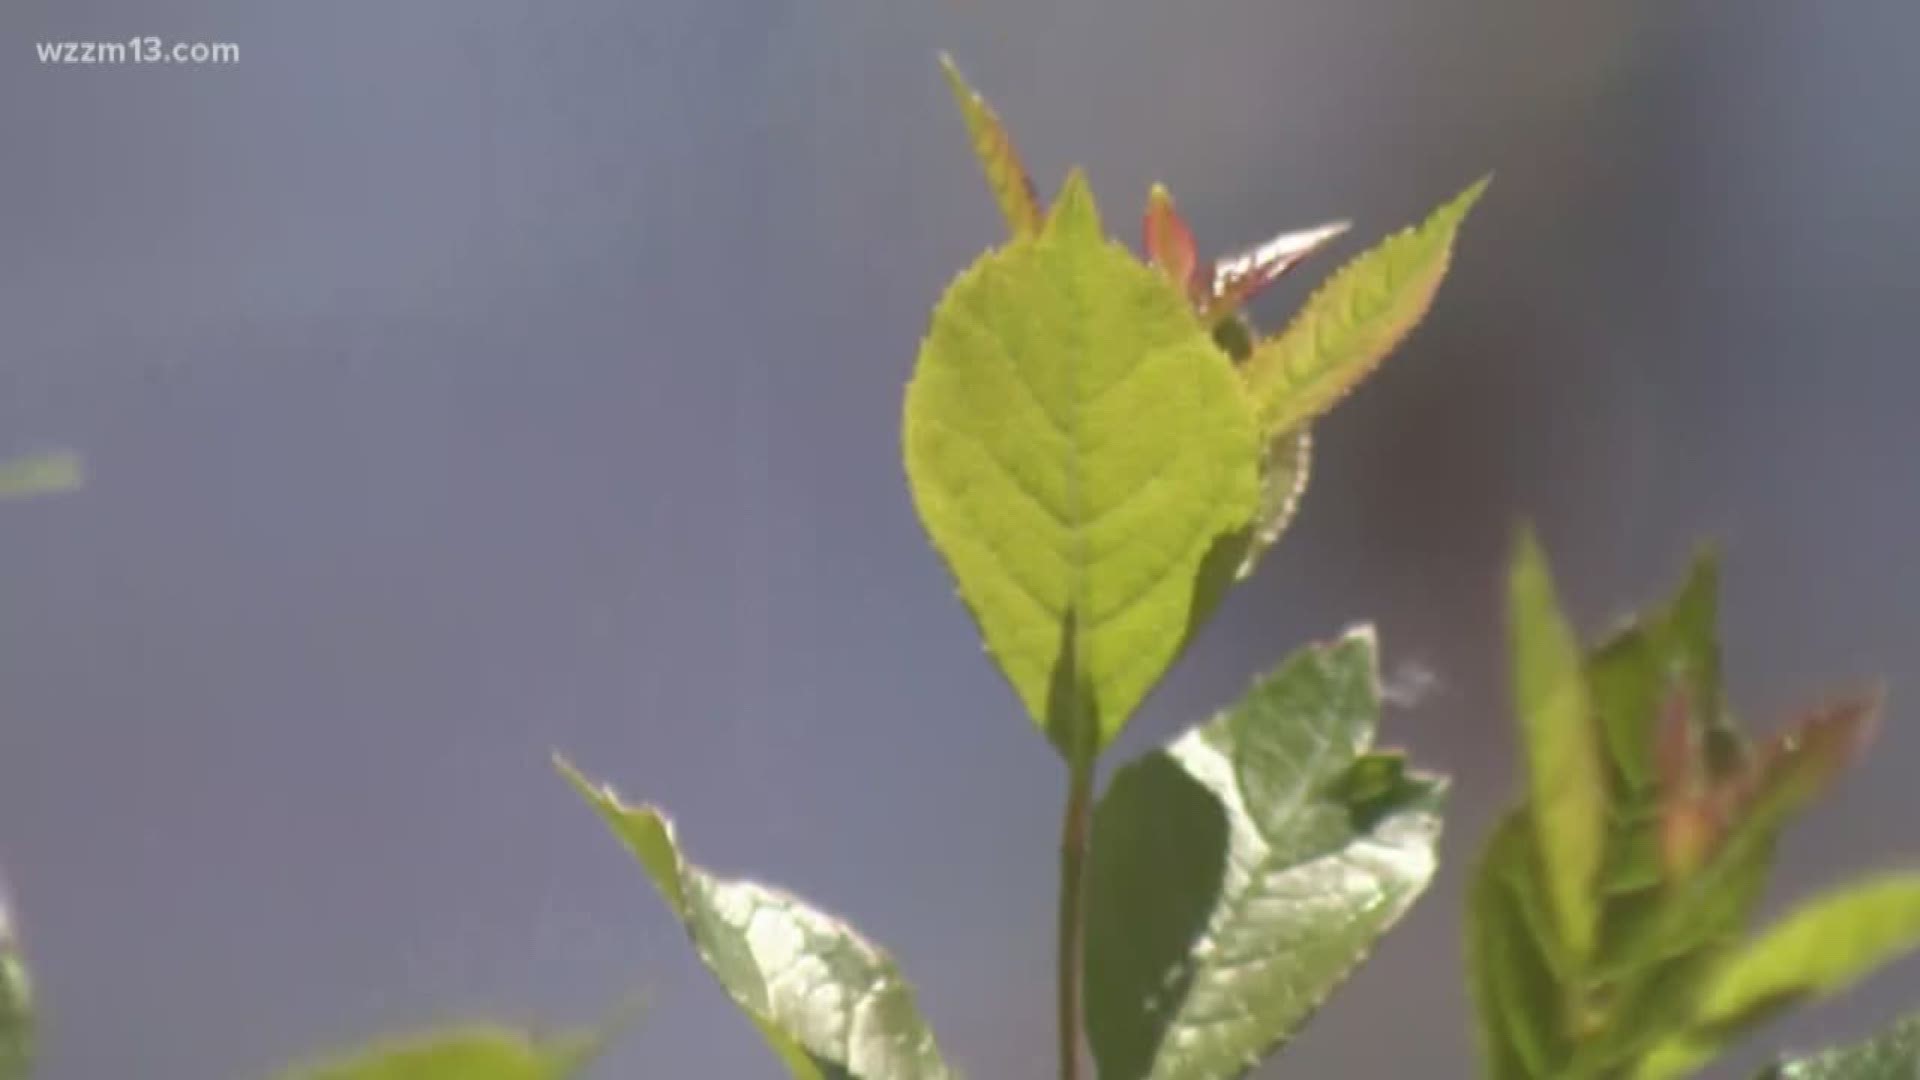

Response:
(938, 54), (1042, 240)
(1700, 874), (1920, 1030)
(0, 890), (31, 1080)
(1507, 527), (1607, 966)
(270, 1024), (604, 1080)
(1082, 629), (1446, 1079)
(1763, 1012), (1920, 1079)
(1243, 178), (1487, 438)
(558, 759), (954, 1080)
(0, 452), (82, 500)
(1591, 549), (1727, 800)
(903, 170), (1261, 753)
(1467, 813), (1571, 1080)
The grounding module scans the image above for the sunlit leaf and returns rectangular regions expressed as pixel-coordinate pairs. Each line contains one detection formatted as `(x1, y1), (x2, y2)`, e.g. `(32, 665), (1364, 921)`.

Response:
(1083, 629), (1445, 1078)
(904, 170), (1261, 753)
(559, 759), (953, 1080)
(1243, 179), (1487, 438)
(938, 53), (1042, 240)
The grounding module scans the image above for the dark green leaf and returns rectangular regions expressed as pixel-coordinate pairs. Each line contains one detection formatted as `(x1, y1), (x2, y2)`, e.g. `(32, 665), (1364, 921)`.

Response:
(1467, 812), (1571, 1079)
(558, 759), (953, 1080)
(1082, 629), (1445, 1079)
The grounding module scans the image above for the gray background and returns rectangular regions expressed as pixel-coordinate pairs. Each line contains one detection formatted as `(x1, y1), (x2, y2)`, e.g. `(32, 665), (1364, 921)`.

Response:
(3, 1), (1917, 1076)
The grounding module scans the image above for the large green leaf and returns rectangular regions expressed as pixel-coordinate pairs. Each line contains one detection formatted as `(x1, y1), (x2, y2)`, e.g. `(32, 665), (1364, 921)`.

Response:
(1242, 179), (1487, 439)
(558, 760), (953, 1080)
(903, 170), (1261, 753)
(0, 890), (30, 1080)
(270, 1024), (603, 1080)
(1762, 1012), (1920, 1079)
(1507, 528), (1607, 966)
(1082, 629), (1446, 1079)
(0, 452), (81, 500)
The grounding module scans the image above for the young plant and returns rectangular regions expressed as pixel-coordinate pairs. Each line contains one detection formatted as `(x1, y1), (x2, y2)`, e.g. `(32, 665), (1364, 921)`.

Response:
(1470, 535), (1920, 1079)
(12, 48), (1904, 1080)
(558, 54), (1483, 1080)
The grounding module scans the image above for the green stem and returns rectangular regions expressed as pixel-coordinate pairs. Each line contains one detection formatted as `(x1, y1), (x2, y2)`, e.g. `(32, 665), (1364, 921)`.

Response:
(1057, 752), (1095, 1080)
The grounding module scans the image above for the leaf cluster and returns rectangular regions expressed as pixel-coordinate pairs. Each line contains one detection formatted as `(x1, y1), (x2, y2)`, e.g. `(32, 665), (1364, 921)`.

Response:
(1470, 537), (1920, 1079)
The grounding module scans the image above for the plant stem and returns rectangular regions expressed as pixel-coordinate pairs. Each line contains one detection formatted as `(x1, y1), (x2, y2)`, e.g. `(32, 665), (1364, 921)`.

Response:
(1057, 752), (1095, 1080)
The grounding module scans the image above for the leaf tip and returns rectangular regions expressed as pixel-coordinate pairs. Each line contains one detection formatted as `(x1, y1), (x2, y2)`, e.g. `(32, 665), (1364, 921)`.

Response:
(1508, 521), (1552, 585)
(1337, 620), (1380, 649)
(1142, 182), (1200, 297)
(937, 53), (1043, 240)
(935, 50), (969, 96)
(1045, 167), (1103, 240)
(1454, 173), (1494, 217)
(551, 751), (591, 792)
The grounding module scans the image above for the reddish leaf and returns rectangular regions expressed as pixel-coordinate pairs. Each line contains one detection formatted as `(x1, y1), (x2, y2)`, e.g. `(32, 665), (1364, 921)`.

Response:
(1669, 691), (1882, 880)
(1734, 691), (1882, 819)
(1657, 689), (1719, 879)
(1143, 183), (1200, 300)
(1203, 219), (1350, 321)
(938, 54), (1043, 240)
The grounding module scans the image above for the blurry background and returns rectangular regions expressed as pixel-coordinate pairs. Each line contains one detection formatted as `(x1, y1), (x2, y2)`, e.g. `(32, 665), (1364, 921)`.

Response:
(3, 0), (1917, 1076)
